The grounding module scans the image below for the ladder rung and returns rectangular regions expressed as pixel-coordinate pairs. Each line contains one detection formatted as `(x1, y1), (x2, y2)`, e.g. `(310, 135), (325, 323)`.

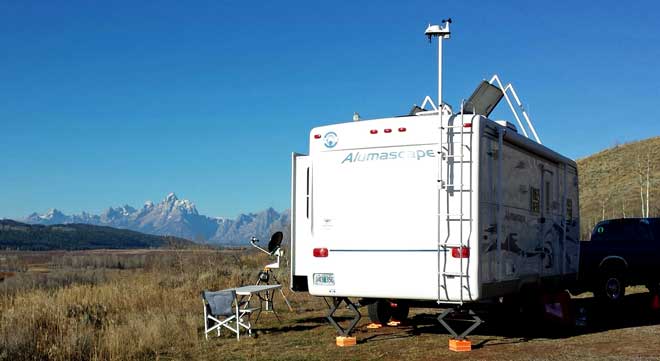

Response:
(441, 272), (468, 277)
(443, 184), (471, 189)
(446, 218), (473, 221)
(440, 244), (467, 248)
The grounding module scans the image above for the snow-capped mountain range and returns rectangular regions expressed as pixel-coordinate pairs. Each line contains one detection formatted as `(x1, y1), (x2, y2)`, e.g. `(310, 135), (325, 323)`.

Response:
(23, 193), (289, 245)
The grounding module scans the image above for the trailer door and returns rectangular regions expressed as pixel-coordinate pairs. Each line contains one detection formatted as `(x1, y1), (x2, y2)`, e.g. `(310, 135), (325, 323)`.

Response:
(291, 153), (313, 291)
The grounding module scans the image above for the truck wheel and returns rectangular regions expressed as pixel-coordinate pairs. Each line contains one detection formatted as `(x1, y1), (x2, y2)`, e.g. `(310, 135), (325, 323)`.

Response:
(596, 272), (626, 303)
(367, 300), (392, 324)
(391, 301), (410, 321)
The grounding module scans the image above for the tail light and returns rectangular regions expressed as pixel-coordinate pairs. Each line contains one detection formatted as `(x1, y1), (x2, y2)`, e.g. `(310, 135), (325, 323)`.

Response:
(451, 247), (470, 258)
(313, 248), (329, 257)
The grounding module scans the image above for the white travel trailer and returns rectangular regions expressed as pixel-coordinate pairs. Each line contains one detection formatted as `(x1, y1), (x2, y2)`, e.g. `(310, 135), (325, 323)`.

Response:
(290, 20), (579, 339)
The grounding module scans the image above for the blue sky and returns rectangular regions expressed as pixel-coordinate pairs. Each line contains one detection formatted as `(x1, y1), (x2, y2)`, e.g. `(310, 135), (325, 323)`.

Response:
(1, 0), (659, 219)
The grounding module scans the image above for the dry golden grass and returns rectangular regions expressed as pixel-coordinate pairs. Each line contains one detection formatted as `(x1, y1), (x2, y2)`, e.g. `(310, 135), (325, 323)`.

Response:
(0, 249), (308, 361)
(3, 249), (660, 361)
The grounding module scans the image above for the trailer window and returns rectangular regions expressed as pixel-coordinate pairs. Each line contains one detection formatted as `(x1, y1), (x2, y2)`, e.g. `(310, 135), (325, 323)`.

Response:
(530, 187), (540, 213)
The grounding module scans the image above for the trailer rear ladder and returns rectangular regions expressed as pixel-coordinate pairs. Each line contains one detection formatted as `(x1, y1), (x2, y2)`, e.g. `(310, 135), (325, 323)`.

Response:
(437, 104), (474, 304)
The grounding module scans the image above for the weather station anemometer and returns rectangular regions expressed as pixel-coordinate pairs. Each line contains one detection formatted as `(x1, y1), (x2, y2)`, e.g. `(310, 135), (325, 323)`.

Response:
(250, 231), (293, 312)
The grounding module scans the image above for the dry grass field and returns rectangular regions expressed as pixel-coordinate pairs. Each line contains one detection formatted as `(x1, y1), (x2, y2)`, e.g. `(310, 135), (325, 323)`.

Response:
(2, 249), (660, 361)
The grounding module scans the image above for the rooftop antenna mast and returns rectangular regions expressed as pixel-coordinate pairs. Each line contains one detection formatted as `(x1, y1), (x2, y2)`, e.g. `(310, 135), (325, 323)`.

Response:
(425, 18), (452, 112)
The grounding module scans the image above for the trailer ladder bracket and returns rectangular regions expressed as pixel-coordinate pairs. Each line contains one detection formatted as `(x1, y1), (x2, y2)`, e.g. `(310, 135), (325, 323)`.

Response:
(327, 297), (362, 337)
(437, 308), (483, 340)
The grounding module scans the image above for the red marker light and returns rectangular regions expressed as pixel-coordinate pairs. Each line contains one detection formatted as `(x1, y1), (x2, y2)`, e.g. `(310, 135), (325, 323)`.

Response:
(384, 128), (392, 133)
(370, 129), (378, 134)
(463, 123), (472, 128)
(451, 247), (470, 258)
(314, 134), (322, 139)
(313, 248), (329, 257)
(398, 127), (407, 132)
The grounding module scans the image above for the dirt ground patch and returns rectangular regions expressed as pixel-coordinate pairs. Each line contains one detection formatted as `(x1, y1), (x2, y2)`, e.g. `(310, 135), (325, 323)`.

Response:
(197, 291), (660, 361)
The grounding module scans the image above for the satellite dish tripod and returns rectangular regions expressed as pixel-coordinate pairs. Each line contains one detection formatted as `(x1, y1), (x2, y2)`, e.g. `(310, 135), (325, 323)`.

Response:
(249, 231), (293, 313)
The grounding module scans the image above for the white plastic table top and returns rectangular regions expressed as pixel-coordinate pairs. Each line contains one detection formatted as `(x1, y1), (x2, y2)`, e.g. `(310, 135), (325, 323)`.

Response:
(233, 284), (281, 295)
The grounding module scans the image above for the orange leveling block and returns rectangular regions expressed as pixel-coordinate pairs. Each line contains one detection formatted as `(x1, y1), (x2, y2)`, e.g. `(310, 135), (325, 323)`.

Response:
(448, 339), (472, 352)
(336, 336), (357, 347)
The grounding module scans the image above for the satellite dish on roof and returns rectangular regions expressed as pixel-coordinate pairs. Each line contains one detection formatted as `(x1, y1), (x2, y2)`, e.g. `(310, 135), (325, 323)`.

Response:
(268, 231), (283, 254)
(462, 81), (504, 117)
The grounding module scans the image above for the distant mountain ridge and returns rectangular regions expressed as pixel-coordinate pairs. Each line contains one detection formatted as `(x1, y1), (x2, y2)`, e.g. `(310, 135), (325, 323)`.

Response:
(23, 193), (289, 245)
(0, 219), (194, 251)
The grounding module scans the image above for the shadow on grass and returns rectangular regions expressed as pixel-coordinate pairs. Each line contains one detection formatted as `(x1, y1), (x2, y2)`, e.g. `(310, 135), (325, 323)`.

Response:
(250, 314), (348, 335)
(351, 292), (660, 349)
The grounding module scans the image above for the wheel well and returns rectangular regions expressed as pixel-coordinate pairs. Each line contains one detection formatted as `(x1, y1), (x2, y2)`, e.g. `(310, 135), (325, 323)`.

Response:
(599, 257), (627, 273)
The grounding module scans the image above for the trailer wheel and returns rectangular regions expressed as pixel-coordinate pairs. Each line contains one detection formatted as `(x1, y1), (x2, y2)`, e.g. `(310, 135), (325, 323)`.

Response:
(367, 300), (392, 324)
(596, 272), (626, 303)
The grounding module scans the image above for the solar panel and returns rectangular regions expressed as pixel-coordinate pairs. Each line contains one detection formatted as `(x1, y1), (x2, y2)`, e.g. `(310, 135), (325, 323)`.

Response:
(462, 81), (504, 116)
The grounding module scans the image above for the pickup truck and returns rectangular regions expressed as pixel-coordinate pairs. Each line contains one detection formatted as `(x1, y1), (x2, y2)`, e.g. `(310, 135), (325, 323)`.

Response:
(579, 218), (660, 302)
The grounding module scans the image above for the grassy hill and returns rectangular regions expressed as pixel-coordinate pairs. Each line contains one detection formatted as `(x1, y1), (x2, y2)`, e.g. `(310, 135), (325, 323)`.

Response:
(0, 220), (195, 251)
(578, 136), (660, 237)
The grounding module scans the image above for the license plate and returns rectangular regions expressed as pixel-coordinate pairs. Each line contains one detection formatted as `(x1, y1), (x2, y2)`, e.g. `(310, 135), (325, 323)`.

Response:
(313, 273), (335, 286)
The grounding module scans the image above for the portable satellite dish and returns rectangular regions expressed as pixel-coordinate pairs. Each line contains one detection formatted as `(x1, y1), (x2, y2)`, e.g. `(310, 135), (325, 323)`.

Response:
(250, 232), (285, 269)
(268, 231), (283, 254)
(462, 80), (504, 116)
(248, 232), (293, 311)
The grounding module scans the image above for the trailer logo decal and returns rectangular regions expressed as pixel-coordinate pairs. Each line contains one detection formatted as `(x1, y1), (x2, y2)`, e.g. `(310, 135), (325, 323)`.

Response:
(323, 132), (338, 148)
(341, 149), (435, 164)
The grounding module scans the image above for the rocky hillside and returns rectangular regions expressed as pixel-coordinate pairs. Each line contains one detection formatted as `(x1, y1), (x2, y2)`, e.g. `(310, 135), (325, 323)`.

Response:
(578, 136), (660, 237)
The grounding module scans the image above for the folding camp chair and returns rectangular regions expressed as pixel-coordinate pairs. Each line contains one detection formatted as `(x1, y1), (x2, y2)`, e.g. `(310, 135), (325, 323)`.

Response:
(201, 289), (258, 340)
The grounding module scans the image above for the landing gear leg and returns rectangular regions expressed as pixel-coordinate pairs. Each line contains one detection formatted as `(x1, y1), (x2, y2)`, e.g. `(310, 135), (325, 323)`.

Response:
(437, 307), (483, 340)
(327, 297), (362, 336)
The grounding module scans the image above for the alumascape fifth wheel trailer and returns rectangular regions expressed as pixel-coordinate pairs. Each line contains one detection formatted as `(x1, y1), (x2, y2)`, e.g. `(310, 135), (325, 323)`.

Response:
(289, 19), (580, 341)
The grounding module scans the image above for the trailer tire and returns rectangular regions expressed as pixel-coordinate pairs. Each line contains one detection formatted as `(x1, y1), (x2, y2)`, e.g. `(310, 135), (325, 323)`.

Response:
(596, 272), (626, 303)
(367, 300), (392, 324)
